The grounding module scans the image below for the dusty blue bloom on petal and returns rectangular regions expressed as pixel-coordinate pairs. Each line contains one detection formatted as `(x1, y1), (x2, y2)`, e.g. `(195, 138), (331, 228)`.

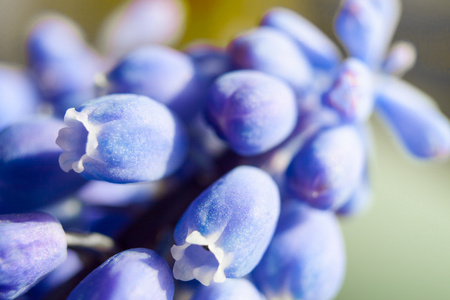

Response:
(286, 125), (366, 210)
(322, 58), (374, 122)
(98, 0), (186, 58)
(171, 166), (280, 286)
(0, 65), (40, 130)
(107, 45), (202, 120)
(206, 70), (298, 156)
(334, 0), (401, 68)
(382, 41), (417, 76)
(0, 212), (67, 300)
(68, 248), (174, 300)
(227, 27), (313, 95)
(191, 278), (265, 300)
(261, 7), (341, 70)
(252, 199), (345, 300)
(375, 76), (450, 160)
(0, 117), (86, 213)
(56, 94), (188, 183)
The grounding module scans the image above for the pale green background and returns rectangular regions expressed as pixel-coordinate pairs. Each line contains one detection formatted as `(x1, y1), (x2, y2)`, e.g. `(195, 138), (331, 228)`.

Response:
(0, 1), (449, 299)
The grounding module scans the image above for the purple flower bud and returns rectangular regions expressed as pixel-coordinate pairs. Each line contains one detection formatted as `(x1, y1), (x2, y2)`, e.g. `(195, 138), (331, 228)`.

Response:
(375, 76), (450, 160)
(334, 0), (401, 68)
(25, 14), (101, 116)
(227, 27), (313, 95)
(191, 278), (265, 300)
(206, 70), (298, 156)
(286, 125), (366, 210)
(0, 212), (67, 299)
(322, 58), (374, 122)
(56, 94), (188, 183)
(98, 0), (186, 58)
(0, 65), (40, 130)
(68, 248), (174, 300)
(261, 7), (341, 70)
(171, 166), (280, 286)
(382, 41), (417, 76)
(252, 199), (346, 300)
(106, 45), (202, 120)
(0, 117), (86, 213)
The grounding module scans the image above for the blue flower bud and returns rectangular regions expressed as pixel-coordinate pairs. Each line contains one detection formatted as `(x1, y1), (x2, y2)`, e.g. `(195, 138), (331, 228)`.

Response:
(171, 166), (280, 286)
(0, 117), (86, 213)
(0, 212), (67, 300)
(25, 14), (101, 117)
(227, 27), (313, 94)
(334, 0), (401, 68)
(206, 70), (298, 156)
(252, 199), (346, 300)
(322, 58), (374, 122)
(382, 41), (417, 76)
(191, 278), (265, 300)
(68, 248), (174, 300)
(0, 65), (40, 130)
(260, 7), (341, 70)
(98, 0), (186, 58)
(56, 94), (188, 183)
(375, 76), (450, 160)
(106, 45), (202, 120)
(286, 125), (366, 210)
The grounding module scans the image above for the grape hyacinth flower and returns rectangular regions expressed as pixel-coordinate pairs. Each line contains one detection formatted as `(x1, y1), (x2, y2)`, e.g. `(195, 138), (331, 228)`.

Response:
(206, 70), (298, 156)
(25, 14), (102, 117)
(0, 212), (67, 300)
(286, 125), (366, 210)
(0, 65), (40, 131)
(227, 27), (313, 95)
(0, 117), (86, 213)
(171, 166), (280, 286)
(56, 94), (188, 183)
(252, 199), (346, 300)
(67, 248), (174, 300)
(106, 45), (202, 120)
(98, 0), (186, 58)
(191, 278), (265, 300)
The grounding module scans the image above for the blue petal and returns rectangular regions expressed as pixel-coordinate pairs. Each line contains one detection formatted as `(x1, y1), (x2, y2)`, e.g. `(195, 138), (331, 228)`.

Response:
(334, 0), (401, 68)
(56, 94), (188, 183)
(171, 166), (280, 286)
(0, 212), (67, 299)
(68, 248), (174, 300)
(375, 76), (450, 160)
(286, 125), (366, 210)
(261, 7), (341, 70)
(206, 70), (298, 156)
(252, 199), (346, 300)
(227, 27), (313, 95)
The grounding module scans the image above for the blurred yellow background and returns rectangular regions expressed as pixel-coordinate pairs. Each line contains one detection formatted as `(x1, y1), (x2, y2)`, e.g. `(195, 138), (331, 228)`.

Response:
(0, 0), (449, 299)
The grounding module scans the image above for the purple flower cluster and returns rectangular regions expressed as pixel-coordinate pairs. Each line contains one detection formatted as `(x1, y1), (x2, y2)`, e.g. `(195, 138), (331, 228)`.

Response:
(0, 0), (448, 299)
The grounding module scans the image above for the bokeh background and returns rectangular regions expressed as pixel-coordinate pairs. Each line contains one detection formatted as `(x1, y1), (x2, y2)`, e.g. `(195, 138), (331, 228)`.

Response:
(0, 0), (449, 299)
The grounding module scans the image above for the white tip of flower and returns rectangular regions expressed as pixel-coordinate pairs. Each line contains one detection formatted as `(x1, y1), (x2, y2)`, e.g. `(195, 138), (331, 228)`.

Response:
(171, 230), (230, 286)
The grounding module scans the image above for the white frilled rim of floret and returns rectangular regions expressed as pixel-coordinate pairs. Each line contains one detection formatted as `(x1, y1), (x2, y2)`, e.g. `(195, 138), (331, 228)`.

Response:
(170, 230), (234, 286)
(56, 108), (102, 173)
